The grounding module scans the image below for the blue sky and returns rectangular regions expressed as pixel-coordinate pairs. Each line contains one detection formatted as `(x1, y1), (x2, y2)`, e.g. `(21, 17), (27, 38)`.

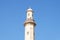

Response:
(0, 0), (60, 40)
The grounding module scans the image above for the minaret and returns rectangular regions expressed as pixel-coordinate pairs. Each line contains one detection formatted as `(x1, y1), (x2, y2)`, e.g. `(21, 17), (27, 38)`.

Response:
(24, 8), (36, 40)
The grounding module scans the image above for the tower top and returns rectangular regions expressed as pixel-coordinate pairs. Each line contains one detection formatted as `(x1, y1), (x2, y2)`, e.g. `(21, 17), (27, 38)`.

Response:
(27, 7), (32, 11)
(24, 8), (36, 26)
(27, 7), (33, 12)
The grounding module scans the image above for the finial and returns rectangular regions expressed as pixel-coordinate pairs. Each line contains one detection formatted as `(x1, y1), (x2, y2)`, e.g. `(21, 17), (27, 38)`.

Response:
(28, 6), (31, 9)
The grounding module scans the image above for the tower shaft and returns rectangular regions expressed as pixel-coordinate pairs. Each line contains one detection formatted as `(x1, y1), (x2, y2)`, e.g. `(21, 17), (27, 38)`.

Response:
(25, 23), (34, 40)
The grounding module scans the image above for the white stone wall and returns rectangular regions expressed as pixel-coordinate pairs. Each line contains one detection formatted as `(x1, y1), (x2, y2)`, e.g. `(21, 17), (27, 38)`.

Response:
(25, 23), (34, 40)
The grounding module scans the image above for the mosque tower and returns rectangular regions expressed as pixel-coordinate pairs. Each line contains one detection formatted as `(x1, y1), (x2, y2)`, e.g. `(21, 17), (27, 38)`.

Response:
(24, 8), (36, 40)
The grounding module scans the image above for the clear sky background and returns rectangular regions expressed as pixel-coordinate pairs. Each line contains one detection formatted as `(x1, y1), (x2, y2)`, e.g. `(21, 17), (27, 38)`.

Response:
(0, 0), (60, 40)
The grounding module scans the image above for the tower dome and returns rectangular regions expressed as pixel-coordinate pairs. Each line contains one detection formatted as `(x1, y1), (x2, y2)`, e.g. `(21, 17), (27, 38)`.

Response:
(27, 8), (32, 11)
(27, 8), (33, 12)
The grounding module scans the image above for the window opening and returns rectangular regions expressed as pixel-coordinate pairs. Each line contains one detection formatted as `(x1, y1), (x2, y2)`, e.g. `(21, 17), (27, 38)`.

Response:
(27, 32), (29, 35)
